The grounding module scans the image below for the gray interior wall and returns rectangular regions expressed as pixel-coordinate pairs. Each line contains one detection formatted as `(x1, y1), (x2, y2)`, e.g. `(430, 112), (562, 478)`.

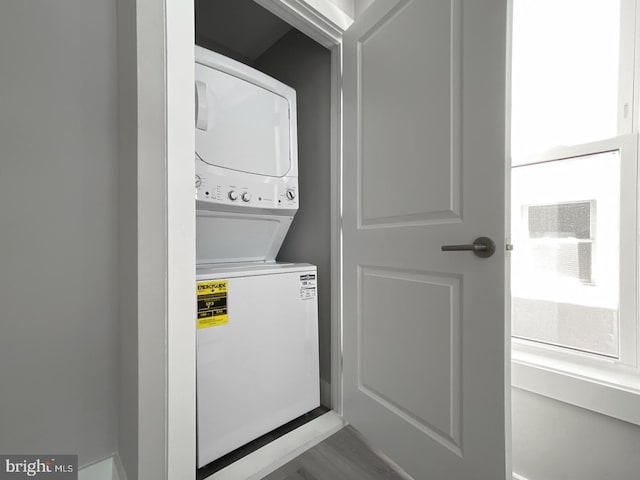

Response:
(354, 0), (375, 18)
(0, 0), (119, 467)
(255, 30), (333, 392)
(195, 0), (292, 66)
(512, 388), (640, 480)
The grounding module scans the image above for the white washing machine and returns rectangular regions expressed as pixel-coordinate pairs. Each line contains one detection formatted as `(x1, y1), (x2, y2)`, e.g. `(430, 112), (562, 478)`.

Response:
(196, 262), (319, 467)
(194, 46), (320, 468)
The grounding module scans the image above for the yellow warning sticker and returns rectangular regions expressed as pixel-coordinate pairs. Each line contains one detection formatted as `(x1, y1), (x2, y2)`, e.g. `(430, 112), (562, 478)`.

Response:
(197, 280), (228, 329)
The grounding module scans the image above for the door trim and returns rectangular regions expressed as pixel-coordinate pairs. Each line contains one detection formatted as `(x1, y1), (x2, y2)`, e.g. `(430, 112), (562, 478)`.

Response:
(150, 1), (349, 478)
(254, 0), (353, 47)
(120, 0), (196, 478)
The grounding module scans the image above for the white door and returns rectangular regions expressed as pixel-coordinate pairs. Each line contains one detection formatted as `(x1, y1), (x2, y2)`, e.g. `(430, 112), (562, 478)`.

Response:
(342, 1), (509, 479)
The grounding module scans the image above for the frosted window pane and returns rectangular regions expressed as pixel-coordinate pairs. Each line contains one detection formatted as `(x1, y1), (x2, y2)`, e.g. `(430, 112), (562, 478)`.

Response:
(511, 0), (621, 162)
(511, 151), (620, 357)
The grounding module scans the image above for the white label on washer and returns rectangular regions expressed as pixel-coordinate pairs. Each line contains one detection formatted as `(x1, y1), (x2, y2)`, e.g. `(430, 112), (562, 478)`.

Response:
(299, 273), (317, 300)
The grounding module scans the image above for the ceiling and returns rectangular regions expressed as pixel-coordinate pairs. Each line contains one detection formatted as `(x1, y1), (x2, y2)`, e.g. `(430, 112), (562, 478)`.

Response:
(195, 0), (293, 64)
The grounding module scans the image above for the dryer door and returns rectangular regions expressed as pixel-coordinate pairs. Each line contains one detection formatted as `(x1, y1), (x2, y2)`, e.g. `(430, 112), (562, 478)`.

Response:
(195, 63), (292, 177)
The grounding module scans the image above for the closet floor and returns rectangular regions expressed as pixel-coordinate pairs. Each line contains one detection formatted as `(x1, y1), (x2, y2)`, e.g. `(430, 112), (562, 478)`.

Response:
(197, 407), (329, 479)
(261, 426), (409, 480)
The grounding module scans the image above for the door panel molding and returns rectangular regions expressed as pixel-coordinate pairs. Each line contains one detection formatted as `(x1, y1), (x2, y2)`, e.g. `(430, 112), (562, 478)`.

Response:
(356, 0), (462, 229)
(356, 265), (463, 455)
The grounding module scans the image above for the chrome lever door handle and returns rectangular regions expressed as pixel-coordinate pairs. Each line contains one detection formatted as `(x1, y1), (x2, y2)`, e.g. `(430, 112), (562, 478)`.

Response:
(441, 237), (496, 258)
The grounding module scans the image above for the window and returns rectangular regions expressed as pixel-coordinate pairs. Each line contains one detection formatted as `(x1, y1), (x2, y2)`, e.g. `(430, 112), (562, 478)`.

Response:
(512, 151), (621, 358)
(510, 0), (640, 423)
(510, 0), (627, 160)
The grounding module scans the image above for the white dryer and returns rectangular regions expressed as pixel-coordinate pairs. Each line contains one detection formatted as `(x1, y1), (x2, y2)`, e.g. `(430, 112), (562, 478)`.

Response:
(194, 46), (320, 468)
(195, 45), (300, 264)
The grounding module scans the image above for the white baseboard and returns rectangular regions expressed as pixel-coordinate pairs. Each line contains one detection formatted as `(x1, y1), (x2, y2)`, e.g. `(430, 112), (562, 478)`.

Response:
(78, 456), (114, 480)
(320, 378), (332, 408)
(78, 453), (127, 480)
(206, 410), (346, 480)
(112, 453), (127, 480)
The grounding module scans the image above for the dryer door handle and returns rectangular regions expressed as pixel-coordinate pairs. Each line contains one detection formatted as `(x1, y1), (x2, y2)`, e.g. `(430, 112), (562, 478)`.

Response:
(195, 81), (208, 131)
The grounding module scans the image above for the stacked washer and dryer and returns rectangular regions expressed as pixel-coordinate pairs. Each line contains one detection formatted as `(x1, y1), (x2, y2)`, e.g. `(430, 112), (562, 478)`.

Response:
(194, 46), (320, 468)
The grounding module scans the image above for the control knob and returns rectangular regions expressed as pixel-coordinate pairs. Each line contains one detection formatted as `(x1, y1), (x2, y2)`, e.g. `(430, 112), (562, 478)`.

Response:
(241, 192), (252, 203)
(285, 189), (296, 200)
(228, 191), (238, 201)
(195, 175), (202, 188)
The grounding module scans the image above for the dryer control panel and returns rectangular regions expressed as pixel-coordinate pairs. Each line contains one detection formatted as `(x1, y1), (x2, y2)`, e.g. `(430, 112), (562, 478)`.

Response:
(195, 171), (299, 211)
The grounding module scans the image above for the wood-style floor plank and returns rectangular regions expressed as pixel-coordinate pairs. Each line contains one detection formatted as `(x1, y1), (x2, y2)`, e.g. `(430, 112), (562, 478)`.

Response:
(262, 426), (408, 480)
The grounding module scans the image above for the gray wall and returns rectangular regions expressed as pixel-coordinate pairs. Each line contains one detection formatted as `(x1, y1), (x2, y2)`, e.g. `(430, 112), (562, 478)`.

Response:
(0, 0), (119, 468)
(512, 388), (640, 480)
(355, 0), (375, 18)
(195, 0), (292, 66)
(255, 30), (333, 393)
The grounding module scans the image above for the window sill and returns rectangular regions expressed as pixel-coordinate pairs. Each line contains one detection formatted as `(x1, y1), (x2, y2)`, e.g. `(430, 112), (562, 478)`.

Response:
(512, 344), (640, 426)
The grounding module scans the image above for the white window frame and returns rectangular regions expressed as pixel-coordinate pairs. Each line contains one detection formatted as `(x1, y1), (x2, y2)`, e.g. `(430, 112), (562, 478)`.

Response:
(511, 0), (640, 426)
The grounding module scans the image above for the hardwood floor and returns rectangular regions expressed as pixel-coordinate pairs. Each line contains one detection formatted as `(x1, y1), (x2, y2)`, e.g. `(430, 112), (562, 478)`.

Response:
(261, 426), (409, 480)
